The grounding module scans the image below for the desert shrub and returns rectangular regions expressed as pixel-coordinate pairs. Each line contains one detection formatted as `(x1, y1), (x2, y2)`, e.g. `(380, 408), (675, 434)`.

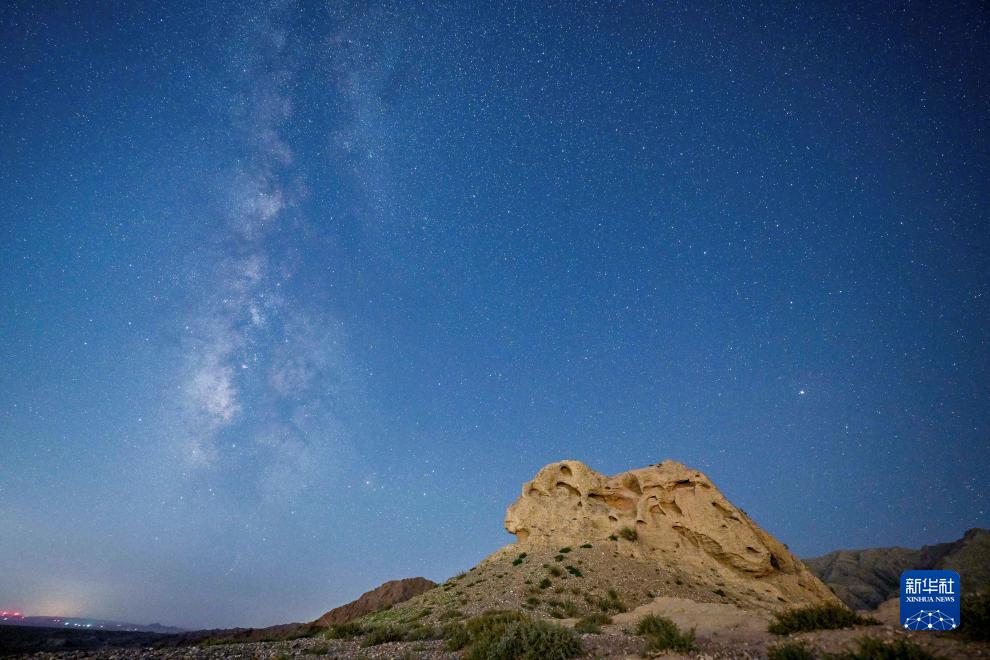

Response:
(439, 609), (464, 621)
(360, 624), (405, 647)
(301, 645), (330, 655)
(580, 543), (592, 549)
(512, 552), (528, 566)
(769, 604), (877, 635)
(539, 578), (552, 589)
(548, 566), (563, 577)
(767, 641), (815, 660)
(359, 622), (438, 647)
(960, 592), (990, 640)
(608, 534), (618, 541)
(594, 589), (627, 614)
(636, 614), (695, 653)
(714, 588), (727, 597)
(323, 621), (365, 639)
(555, 554), (565, 561)
(833, 637), (938, 660)
(474, 617), (581, 660)
(574, 613), (612, 634)
(443, 621), (471, 650)
(619, 526), (638, 541)
(566, 565), (582, 577)
(559, 547), (572, 553)
(443, 611), (563, 658)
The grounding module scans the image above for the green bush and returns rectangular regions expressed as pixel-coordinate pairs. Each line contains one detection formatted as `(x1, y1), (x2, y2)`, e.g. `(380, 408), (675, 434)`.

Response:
(539, 578), (552, 589)
(444, 611), (581, 660)
(559, 547), (572, 553)
(360, 625), (405, 647)
(767, 641), (815, 660)
(548, 565), (563, 577)
(359, 622), (438, 647)
(485, 619), (582, 660)
(323, 621), (365, 639)
(768, 604), (877, 635)
(608, 534), (618, 541)
(593, 588), (627, 613)
(565, 565), (582, 577)
(512, 552), (528, 566)
(443, 621), (471, 650)
(636, 614), (695, 653)
(832, 637), (938, 660)
(574, 613), (612, 634)
(619, 526), (638, 541)
(960, 592), (990, 641)
(580, 543), (592, 549)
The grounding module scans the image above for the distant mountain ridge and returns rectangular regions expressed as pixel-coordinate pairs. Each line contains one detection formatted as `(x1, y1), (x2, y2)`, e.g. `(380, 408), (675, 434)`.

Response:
(803, 527), (990, 610)
(0, 615), (183, 634)
(313, 577), (436, 627)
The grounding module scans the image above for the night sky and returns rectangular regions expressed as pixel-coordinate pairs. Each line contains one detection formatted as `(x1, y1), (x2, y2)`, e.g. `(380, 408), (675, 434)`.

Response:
(1, 0), (988, 630)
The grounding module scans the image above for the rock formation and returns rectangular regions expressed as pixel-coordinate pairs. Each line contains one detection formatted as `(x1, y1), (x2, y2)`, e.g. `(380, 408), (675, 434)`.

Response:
(313, 577), (436, 627)
(805, 527), (990, 610)
(504, 459), (839, 610)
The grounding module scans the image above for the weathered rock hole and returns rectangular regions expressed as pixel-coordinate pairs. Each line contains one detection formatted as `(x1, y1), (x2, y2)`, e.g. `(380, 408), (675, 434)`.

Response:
(622, 474), (642, 494)
(559, 464), (572, 477)
(769, 553), (781, 570)
(555, 482), (580, 498)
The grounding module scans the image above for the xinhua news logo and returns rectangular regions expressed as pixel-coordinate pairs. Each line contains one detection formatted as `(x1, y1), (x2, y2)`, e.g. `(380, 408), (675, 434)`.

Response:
(900, 569), (960, 631)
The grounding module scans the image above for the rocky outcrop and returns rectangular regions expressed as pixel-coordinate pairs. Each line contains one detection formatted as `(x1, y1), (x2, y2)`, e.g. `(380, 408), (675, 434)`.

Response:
(504, 459), (839, 610)
(313, 577), (436, 626)
(805, 528), (990, 610)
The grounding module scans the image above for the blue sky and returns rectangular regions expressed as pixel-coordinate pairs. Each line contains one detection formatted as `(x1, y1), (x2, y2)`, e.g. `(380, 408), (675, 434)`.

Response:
(1, 0), (987, 629)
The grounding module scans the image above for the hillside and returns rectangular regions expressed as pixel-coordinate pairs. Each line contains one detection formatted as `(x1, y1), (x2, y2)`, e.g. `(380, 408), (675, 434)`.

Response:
(804, 527), (990, 610)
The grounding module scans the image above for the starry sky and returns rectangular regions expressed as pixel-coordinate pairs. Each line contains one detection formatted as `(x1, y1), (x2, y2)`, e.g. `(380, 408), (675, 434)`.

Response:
(1, 0), (988, 631)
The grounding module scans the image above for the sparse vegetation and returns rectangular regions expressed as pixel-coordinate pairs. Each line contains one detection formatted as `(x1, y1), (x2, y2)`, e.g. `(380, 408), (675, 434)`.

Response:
(565, 565), (582, 577)
(714, 588), (727, 597)
(302, 645), (331, 655)
(548, 565), (563, 577)
(767, 640), (815, 660)
(636, 614), (695, 653)
(574, 613), (612, 633)
(439, 609), (464, 621)
(608, 534), (618, 541)
(555, 554), (565, 561)
(832, 637), (939, 660)
(539, 577), (552, 590)
(559, 547), (572, 553)
(580, 543), (592, 549)
(618, 526), (638, 541)
(444, 611), (581, 660)
(513, 553), (528, 566)
(768, 604), (878, 635)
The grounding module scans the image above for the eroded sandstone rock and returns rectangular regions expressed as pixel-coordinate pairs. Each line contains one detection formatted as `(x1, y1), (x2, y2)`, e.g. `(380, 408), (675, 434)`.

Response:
(505, 459), (839, 608)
